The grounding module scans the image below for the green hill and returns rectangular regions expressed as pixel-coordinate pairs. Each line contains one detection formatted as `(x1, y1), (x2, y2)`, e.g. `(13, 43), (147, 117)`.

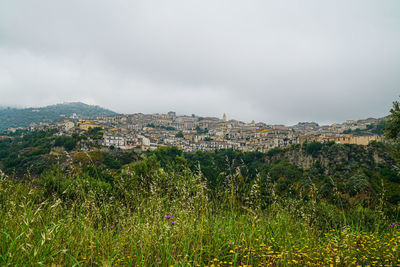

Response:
(0, 102), (116, 132)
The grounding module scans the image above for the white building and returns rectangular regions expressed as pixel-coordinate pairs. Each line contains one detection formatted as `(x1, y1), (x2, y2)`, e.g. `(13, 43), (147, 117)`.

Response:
(103, 134), (126, 149)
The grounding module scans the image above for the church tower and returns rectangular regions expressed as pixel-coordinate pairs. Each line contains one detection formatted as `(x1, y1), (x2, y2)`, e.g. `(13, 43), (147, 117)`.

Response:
(222, 113), (227, 122)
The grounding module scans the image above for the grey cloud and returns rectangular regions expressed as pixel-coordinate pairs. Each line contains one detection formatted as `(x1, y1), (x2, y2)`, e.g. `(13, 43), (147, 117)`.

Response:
(0, 0), (399, 125)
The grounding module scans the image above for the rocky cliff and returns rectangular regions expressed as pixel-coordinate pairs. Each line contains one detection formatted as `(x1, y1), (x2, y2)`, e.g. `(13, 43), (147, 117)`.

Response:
(266, 142), (396, 175)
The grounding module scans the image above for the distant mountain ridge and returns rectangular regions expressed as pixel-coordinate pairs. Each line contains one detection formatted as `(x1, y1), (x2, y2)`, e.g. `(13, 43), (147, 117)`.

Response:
(0, 102), (116, 132)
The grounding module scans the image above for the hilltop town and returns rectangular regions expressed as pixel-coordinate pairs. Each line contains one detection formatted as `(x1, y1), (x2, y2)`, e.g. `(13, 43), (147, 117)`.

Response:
(5, 111), (385, 153)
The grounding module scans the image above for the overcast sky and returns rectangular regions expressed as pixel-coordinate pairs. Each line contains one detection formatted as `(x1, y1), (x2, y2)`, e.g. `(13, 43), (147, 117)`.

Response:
(0, 1), (399, 125)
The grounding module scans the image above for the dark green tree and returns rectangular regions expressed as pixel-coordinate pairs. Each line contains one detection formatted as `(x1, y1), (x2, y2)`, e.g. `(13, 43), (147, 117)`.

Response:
(175, 131), (184, 138)
(385, 98), (400, 176)
(346, 169), (369, 196)
(385, 99), (400, 141)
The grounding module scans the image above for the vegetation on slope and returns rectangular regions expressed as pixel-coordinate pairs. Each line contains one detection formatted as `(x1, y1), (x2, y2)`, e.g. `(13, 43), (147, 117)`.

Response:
(1, 151), (400, 266)
(0, 102), (115, 132)
(1, 98), (400, 265)
(1, 137), (400, 265)
(342, 120), (387, 135)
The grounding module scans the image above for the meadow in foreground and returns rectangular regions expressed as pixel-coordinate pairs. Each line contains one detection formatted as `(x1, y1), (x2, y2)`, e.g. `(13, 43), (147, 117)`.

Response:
(1, 157), (400, 267)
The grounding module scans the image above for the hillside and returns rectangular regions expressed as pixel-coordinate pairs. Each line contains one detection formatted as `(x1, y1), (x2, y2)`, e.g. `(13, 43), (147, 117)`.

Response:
(1, 128), (399, 209)
(0, 99), (399, 266)
(0, 102), (115, 132)
(1, 133), (400, 265)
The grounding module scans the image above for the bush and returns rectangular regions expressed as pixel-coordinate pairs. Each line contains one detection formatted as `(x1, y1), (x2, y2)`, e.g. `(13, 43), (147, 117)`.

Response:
(346, 169), (369, 196)
(55, 136), (76, 151)
(267, 147), (283, 157)
(303, 141), (323, 157)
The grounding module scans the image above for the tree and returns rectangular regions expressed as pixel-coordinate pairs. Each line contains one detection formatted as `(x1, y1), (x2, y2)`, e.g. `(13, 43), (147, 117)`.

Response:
(175, 131), (184, 138)
(87, 127), (103, 140)
(386, 98), (400, 174)
(373, 120), (386, 135)
(385, 99), (400, 141)
(304, 141), (323, 157)
(55, 136), (76, 151)
(346, 169), (369, 196)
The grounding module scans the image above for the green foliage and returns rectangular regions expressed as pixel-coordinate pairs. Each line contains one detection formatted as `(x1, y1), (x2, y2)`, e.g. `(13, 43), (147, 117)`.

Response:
(303, 141), (323, 157)
(54, 136), (76, 151)
(1, 160), (400, 266)
(103, 154), (122, 169)
(376, 121), (387, 134)
(40, 167), (114, 203)
(86, 126), (104, 140)
(126, 155), (160, 193)
(343, 120), (386, 135)
(1, 130), (399, 214)
(0, 130), (138, 175)
(372, 120), (387, 135)
(380, 166), (400, 183)
(184, 149), (269, 202)
(346, 169), (369, 196)
(0, 130), (57, 175)
(106, 150), (137, 168)
(343, 129), (352, 134)
(269, 160), (302, 182)
(0, 102), (115, 132)
(1, 137), (400, 266)
(147, 146), (184, 169)
(386, 99), (400, 140)
(2, 99), (400, 265)
(175, 131), (184, 138)
(269, 160), (303, 195)
(385, 98), (400, 174)
(195, 126), (209, 134)
(266, 147), (283, 157)
(146, 123), (176, 131)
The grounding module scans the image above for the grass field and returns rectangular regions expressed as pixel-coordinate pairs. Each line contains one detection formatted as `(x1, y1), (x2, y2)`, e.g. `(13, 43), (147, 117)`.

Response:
(1, 168), (400, 267)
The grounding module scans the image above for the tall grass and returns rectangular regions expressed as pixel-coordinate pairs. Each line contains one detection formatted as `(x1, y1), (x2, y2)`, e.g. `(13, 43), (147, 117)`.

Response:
(1, 164), (399, 266)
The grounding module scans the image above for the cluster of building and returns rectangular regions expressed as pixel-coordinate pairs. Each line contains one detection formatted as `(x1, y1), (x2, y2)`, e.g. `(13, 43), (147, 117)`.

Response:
(3, 111), (383, 153)
(21, 111), (382, 153)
